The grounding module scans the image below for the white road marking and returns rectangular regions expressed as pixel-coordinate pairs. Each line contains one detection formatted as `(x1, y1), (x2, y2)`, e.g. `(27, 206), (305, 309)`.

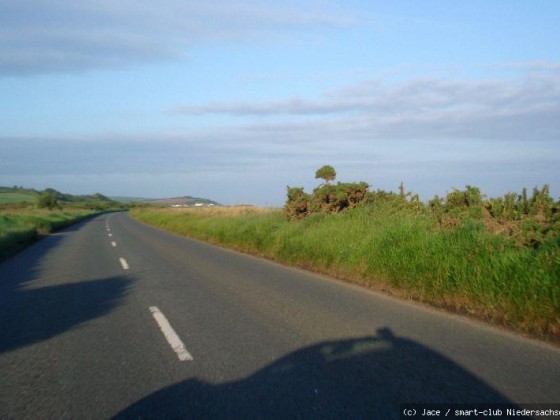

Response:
(111, 241), (117, 247)
(119, 257), (129, 270)
(108, 233), (113, 237)
(149, 306), (193, 362)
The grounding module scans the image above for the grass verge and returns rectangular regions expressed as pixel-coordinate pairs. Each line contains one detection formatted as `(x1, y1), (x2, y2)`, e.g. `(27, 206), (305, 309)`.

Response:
(0, 208), (101, 260)
(130, 205), (560, 340)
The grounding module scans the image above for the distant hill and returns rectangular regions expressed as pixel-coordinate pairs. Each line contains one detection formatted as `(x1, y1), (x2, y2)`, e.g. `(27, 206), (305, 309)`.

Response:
(110, 195), (220, 207)
(1, 187), (220, 208)
(147, 196), (221, 207)
(109, 196), (155, 203)
(0, 186), (114, 205)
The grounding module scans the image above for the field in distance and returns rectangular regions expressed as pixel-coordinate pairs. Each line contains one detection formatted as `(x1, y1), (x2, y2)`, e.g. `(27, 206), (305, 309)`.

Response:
(0, 187), (39, 204)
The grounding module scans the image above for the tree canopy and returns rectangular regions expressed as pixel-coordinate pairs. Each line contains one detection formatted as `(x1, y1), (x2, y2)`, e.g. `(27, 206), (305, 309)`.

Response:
(315, 165), (336, 184)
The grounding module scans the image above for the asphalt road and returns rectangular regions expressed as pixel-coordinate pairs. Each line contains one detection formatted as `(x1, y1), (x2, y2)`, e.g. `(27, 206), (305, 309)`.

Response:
(1, 212), (559, 419)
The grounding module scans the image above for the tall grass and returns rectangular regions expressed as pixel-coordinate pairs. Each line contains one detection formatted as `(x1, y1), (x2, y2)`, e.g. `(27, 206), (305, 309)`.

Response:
(0, 208), (99, 260)
(130, 204), (560, 338)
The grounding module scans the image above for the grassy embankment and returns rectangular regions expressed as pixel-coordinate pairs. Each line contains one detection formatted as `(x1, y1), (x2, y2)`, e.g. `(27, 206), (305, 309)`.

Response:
(130, 203), (560, 339)
(0, 185), (139, 260)
(0, 207), (102, 260)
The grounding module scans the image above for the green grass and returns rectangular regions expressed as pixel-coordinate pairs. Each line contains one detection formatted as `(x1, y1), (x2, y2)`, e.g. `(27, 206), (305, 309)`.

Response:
(0, 191), (38, 204)
(130, 204), (560, 339)
(0, 208), (99, 260)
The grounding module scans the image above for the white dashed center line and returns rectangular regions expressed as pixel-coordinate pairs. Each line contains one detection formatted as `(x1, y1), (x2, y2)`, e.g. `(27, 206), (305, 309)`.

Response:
(111, 241), (117, 247)
(149, 306), (193, 362)
(119, 257), (129, 270)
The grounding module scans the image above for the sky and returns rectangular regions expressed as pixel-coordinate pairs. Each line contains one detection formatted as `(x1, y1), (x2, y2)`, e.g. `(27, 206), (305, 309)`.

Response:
(1, 1), (559, 206)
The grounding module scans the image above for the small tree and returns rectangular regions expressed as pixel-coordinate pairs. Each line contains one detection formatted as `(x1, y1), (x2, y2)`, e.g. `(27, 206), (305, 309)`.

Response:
(315, 165), (336, 184)
(37, 192), (59, 210)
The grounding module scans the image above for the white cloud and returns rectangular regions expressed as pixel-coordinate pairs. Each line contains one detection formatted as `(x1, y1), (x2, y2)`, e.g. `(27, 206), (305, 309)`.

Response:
(171, 68), (560, 142)
(0, 0), (353, 76)
(493, 61), (560, 72)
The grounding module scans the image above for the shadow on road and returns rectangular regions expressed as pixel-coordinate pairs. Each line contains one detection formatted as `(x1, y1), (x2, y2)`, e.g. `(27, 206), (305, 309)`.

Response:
(116, 328), (515, 419)
(0, 221), (131, 354)
(0, 276), (131, 354)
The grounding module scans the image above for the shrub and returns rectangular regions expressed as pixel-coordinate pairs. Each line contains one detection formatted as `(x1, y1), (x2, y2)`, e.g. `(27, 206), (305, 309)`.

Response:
(285, 167), (370, 220)
(284, 187), (312, 220)
(312, 182), (369, 214)
(445, 185), (483, 209)
(37, 192), (60, 210)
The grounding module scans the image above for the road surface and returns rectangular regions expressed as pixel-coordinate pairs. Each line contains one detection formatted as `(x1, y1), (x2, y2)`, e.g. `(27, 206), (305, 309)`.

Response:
(1, 212), (559, 418)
